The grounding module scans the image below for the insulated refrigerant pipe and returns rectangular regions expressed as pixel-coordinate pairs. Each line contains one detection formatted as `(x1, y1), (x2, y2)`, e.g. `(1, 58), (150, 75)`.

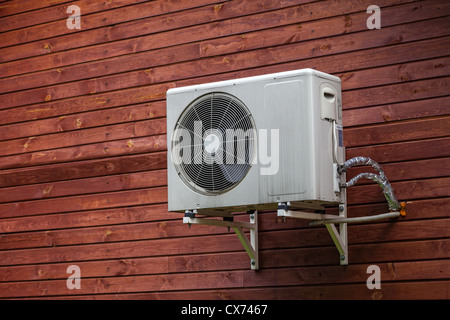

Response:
(309, 211), (401, 226)
(338, 156), (401, 212)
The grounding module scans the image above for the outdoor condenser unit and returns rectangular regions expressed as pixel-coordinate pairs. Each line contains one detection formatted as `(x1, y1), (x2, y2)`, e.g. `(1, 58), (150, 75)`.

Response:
(166, 69), (351, 269)
(166, 68), (404, 270)
(167, 68), (345, 214)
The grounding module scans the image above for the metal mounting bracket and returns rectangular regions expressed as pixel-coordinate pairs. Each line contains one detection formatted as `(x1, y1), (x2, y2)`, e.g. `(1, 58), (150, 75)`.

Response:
(183, 210), (259, 270)
(277, 189), (405, 265)
(277, 198), (348, 265)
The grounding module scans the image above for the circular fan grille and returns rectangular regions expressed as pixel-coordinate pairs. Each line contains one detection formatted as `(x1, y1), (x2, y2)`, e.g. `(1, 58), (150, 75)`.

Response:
(172, 92), (255, 195)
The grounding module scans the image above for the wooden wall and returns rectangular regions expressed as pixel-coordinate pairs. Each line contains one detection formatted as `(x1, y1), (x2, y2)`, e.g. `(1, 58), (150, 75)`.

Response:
(0, 0), (448, 299)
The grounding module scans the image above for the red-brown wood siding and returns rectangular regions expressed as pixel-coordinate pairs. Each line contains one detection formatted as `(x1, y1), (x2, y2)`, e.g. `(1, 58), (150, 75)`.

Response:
(0, 0), (448, 299)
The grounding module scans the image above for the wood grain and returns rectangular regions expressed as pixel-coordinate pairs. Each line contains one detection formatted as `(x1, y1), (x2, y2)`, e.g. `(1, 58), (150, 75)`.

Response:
(0, 0), (449, 300)
(1, 17), (449, 109)
(1, 260), (448, 298)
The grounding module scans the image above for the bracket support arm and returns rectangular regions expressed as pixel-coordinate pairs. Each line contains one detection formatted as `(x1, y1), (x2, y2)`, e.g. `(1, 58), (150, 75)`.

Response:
(183, 210), (259, 270)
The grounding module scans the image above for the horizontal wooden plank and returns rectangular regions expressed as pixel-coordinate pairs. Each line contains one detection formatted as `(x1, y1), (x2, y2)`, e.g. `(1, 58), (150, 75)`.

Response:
(0, 232), (244, 266)
(343, 96), (450, 127)
(0, 214), (239, 250)
(5, 49), (449, 110)
(0, 270), (245, 298)
(346, 137), (450, 163)
(0, 100), (165, 141)
(0, 0), (230, 49)
(0, 0), (70, 17)
(0, 203), (171, 235)
(348, 177), (450, 204)
(2, 0), (442, 93)
(347, 197), (450, 220)
(67, 281), (450, 300)
(346, 157), (450, 183)
(347, 217), (450, 244)
(0, 134), (167, 170)
(169, 239), (450, 273)
(3, 187), (444, 239)
(170, 35), (450, 101)
(242, 260), (450, 288)
(0, 0), (150, 33)
(0, 118), (165, 157)
(0, 151), (167, 188)
(0, 197), (447, 254)
(148, 51), (449, 108)
(343, 76), (450, 110)
(1, 0), (449, 301)
(2, 0), (217, 41)
(344, 116), (450, 147)
(6, 211), (295, 249)
(0, 0), (317, 64)
(0, 81), (173, 125)
(0, 260), (448, 298)
(337, 56), (450, 90)
(272, 212), (450, 248)
(1, 239), (448, 282)
(1, 207), (448, 250)
(0, 196), (446, 235)
(30, 280), (448, 300)
(2, 17), (449, 109)
(2, 75), (448, 148)
(0, 186), (168, 219)
(1, 217), (448, 266)
(0, 69), (447, 154)
(0, 255), (170, 283)
(3, 56), (446, 142)
(1, 35), (447, 127)
(0, 172), (445, 219)
(0, 0), (418, 73)
(0, 169), (167, 204)
(0, 218), (195, 250)
(0, 211), (325, 249)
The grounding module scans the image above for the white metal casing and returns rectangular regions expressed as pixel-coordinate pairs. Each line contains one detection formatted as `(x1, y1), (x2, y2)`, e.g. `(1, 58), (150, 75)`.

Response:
(166, 68), (344, 213)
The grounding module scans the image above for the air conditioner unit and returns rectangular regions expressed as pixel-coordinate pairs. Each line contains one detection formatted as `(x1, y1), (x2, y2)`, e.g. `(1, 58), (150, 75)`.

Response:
(166, 69), (345, 214)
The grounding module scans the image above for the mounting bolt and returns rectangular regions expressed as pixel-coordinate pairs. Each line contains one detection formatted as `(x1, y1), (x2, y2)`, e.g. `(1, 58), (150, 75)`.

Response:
(250, 259), (256, 266)
(340, 254), (346, 261)
(339, 205), (345, 212)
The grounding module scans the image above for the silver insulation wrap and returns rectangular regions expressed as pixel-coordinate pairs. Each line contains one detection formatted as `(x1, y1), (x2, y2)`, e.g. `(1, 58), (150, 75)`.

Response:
(339, 157), (400, 211)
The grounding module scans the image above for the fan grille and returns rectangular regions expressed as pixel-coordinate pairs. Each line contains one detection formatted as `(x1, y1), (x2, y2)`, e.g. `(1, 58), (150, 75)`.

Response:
(172, 92), (255, 195)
